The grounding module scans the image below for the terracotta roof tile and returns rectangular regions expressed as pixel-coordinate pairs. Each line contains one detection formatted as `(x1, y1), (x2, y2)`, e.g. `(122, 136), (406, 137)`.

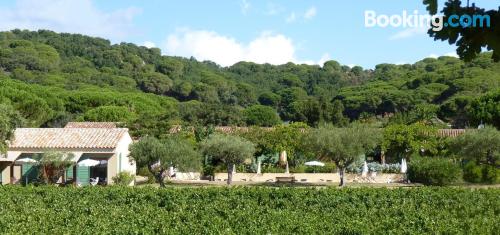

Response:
(437, 129), (467, 138)
(65, 122), (117, 128)
(9, 128), (128, 149)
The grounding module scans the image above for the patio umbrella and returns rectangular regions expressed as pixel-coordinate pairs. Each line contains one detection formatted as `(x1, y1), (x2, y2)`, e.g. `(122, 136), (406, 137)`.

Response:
(16, 158), (38, 163)
(362, 161), (368, 177)
(400, 158), (407, 173)
(77, 159), (100, 167)
(256, 160), (261, 174)
(304, 161), (325, 167)
(285, 161), (289, 174)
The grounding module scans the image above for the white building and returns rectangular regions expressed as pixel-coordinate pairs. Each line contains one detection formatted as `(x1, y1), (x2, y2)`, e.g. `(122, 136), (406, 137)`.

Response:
(0, 122), (136, 186)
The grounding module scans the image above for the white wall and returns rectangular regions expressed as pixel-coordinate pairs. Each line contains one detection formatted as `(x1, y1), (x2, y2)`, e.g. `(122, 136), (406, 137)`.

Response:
(115, 132), (136, 175)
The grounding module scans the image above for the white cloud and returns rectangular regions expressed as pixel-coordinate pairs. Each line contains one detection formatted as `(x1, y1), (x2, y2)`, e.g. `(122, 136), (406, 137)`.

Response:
(428, 54), (439, 59)
(286, 12), (296, 23)
(240, 0), (250, 15)
(428, 52), (458, 58)
(298, 53), (330, 65)
(443, 52), (458, 57)
(0, 0), (141, 42)
(317, 53), (331, 66)
(265, 3), (284, 15)
(143, 41), (156, 48)
(303, 6), (317, 20)
(164, 29), (327, 67)
(388, 27), (427, 40)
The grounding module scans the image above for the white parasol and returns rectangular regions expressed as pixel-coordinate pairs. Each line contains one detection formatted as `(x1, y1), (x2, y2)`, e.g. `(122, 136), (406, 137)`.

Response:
(304, 161), (325, 167)
(77, 159), (100, 167)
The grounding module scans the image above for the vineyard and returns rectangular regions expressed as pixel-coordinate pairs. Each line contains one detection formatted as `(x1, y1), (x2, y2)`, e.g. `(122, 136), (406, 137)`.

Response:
(0, 186), (498, 234)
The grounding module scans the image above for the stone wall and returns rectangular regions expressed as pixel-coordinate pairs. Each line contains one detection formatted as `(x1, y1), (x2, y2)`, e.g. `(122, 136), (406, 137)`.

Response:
(214, 172), (404, 184)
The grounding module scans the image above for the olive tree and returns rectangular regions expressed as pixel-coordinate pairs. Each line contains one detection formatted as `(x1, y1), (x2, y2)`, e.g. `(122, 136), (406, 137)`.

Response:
(201, 134), (255, 185)
(37, 151), (74, 184)
(129, 136), (201, 187)
(449, 126), (500, 166)
(305, 125), (381, 186)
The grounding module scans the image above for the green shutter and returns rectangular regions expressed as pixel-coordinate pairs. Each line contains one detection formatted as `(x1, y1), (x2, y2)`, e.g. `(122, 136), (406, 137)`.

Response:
(76, 166), (90, 186)
(22, 163), (38, 185)
(66, 166), (74, 180)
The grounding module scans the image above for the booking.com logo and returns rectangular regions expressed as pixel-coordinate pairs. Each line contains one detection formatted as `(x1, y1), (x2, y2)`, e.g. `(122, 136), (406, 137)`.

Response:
(365, 10), (491, 31)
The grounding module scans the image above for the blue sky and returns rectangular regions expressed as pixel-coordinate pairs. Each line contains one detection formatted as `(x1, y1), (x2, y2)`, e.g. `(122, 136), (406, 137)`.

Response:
(0, 0), (497, 68)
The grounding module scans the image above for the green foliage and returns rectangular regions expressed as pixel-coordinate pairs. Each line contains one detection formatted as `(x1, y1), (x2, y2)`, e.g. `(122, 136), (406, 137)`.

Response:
(83, 105), (137, 122)
(200, 134), (255, 184)
(0, 30), (498, 131)
(305, 125), (381, 185)
(239, 123), (308, 162)
(423, 0), (500, 61)
(468, 90), (500, 129)
(382, 122), (440, 161)
(408, 157), (462, 186)
(37, 152), (74, 184)
(129, 136), (201, 186)
(463, 161), (500, 184)
(463, 161), (483, 183)
(449, 126), (500, 166)
(0, 187), (499, 234)
(0, 103), (23, 153)
(112, 172), (134, 186)
(201, 134), (255, 165)
(243, 105), (281, 126)
(137, 166), (155, 184)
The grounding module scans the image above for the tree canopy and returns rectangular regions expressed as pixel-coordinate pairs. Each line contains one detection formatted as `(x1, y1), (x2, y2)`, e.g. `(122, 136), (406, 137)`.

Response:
(0, 29), (498, 137)
(305, 125), (381, 186)
(129, 136), (201, 186)
(0, 103), (23, 153)
(449, 126), (500, 166)
(423, 0), (500, 62)
(200, 134), (255, 184)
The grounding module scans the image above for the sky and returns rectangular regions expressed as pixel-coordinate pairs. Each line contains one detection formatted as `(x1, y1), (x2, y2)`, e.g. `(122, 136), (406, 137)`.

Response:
(0, 0), (497, 69)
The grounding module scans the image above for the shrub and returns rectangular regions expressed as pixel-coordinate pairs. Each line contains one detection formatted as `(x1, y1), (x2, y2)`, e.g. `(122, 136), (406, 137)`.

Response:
(290, 165), (306, 173)
(112, 172), (134, 186)
(463, 161), (500, 184)
(408, 157), (462, 186)
(202, 165), (215, 177)
(482, 165), (500, 184)
(463, 161), (483, 183)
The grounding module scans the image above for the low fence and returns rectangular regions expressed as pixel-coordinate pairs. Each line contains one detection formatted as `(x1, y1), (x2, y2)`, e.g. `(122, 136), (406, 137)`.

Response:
(214, 172), (404, 184)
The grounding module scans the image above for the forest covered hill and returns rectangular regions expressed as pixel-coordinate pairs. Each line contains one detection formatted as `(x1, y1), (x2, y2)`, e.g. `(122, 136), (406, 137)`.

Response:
(0, 29), (498, 136)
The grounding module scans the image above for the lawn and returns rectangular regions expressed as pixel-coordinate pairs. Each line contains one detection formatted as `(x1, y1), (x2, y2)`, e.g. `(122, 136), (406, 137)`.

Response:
(0, 186), (498, 234)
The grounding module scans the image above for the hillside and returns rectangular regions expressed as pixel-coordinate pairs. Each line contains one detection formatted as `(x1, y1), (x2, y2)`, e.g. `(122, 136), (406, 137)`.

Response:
(0, 29), (499, 136)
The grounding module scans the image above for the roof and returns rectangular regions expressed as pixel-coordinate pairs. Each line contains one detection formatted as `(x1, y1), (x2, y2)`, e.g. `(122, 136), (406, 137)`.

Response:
(65, 122), (117, 128)
(437, 129), (467, 138)
(9, 128), (128, 149)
